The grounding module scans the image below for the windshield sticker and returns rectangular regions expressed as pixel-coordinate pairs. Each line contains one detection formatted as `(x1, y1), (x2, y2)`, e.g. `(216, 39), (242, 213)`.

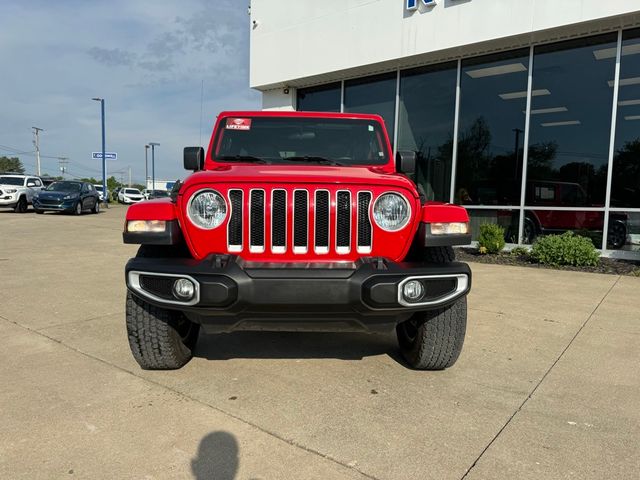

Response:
(368, 125), (374, 131)
(226, 118), (252, 130)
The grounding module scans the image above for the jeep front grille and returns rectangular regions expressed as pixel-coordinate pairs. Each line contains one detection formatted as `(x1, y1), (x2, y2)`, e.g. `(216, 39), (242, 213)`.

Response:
(226, 188), (373, 256)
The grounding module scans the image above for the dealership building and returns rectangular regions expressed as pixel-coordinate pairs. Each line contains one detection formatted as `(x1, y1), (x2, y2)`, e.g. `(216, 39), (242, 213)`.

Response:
(249, 0), (640, 257)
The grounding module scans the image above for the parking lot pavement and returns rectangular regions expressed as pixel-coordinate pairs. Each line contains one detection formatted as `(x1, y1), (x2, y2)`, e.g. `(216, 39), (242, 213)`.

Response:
(1, 206), (639, 479)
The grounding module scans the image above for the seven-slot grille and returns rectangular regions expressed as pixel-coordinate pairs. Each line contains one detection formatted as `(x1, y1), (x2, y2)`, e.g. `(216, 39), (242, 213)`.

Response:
(226, 188), (373, 255)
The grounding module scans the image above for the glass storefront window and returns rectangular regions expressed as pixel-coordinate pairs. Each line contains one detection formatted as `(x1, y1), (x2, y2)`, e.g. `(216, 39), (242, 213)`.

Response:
(297, 83), (341, 112)
(523, 210), (605, 249)
(468, 209), (520, 243)
(344, 72), (397, 146)
(455, 49), (529, 207)
(611, 29), (640, 208)
(398, 62), (457, 202)
(609, 211), (640, 252)
(526, 34), (617, 208)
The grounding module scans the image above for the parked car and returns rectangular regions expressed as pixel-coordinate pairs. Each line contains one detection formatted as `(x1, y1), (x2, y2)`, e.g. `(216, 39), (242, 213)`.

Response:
(146, 190), (170, 200)
(0, 174), (43, 213)
(122, 110), (472, 371)
(93, 184), (111, 203)
(32, 180), (100, 214)
(118, 188), (144, 204)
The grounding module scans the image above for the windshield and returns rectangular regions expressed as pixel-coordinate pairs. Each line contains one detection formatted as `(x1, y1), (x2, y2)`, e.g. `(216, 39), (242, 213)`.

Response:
(151, 190), (169, 197)
(213, 117), (389, 165)
(46, 182), (81, 192)
(95, 185), (104, 191)
(125, 189), (141, 194)
(0, 177), (24, 186)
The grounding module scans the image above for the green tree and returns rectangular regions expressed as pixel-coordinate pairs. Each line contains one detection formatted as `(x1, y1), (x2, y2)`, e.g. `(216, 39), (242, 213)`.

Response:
(0, 156), (25, 174)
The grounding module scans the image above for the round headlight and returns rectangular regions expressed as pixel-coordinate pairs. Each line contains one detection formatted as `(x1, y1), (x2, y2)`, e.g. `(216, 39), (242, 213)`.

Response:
(373, 193), (410, 231)
(187, 189), (227, 229)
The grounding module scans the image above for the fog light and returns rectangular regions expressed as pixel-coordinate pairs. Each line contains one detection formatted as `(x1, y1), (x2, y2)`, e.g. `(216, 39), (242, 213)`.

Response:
(173, 278), (195, 300)
(403, 280), (425, 302)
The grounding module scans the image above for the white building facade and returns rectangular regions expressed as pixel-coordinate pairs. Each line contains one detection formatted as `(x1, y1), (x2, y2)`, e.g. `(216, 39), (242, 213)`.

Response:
(249, 0), (640, 256)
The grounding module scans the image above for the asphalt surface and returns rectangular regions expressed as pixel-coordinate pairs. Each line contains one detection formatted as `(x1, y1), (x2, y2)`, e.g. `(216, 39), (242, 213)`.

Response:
(1, 204), (638, 479)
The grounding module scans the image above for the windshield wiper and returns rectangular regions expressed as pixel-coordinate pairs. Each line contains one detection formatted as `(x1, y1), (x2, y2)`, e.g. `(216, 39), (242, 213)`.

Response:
(285, 156), (345, 166)
(217, 155), (271, 164)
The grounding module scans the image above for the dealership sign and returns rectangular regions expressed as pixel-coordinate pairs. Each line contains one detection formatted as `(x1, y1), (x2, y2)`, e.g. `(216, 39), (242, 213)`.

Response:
(406, 0), (467, 11)
(92, 152), (118, 160)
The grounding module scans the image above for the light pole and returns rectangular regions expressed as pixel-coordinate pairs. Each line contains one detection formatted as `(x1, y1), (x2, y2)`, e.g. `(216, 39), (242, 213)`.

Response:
(92, 97), (108, 207)
(32, 127), (43, 176)
(144, 144), (149, 191)
(148, 142), (160, 193)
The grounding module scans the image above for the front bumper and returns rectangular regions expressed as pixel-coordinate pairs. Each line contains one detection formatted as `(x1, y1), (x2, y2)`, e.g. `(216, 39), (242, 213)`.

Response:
(0, 193), (19, 207)
(125, 255), (471, 333)
(32, 198), (76, 211)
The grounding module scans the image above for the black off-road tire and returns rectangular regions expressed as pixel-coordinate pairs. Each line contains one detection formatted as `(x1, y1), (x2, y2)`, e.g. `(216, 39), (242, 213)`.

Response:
(126, 291), (200, 370)
(396, 297), (467, 370)
(423, 246), (456, 263)
(14, 196), (28, 213)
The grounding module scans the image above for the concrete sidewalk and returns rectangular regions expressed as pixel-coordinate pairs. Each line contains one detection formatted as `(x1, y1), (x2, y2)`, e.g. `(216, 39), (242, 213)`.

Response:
(1, 206), (638, 479)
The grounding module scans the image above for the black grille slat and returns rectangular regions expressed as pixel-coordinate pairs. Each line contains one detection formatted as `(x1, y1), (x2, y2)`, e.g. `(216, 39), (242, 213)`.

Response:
(272, 190), (286, 249)
(228, 190), (243, 247)
(357, 192), (372, 250)
(315, 191), (329, 249)
(293, 190), (308, 250)
(250, 190), (265, 248)
(336, 191), (351, 249)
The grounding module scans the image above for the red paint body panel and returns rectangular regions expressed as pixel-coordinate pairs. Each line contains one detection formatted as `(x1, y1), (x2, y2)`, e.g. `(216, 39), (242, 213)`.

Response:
(126, 199), (177, 221)
(421, 202), (470, 223)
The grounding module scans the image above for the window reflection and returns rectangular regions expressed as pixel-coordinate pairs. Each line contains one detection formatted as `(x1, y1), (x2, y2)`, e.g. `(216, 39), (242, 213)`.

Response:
(455, 49), (529, 206)
(611, 29), (640, 208)
(468, 210), (520, 243)
(526, 34), (617, 208)
(344, 72), (397, 146)
(297, 83), (341, 112)
(523, 210), (609, 249)
(398, 62), (457, 202)
(610, 212), (640, 251)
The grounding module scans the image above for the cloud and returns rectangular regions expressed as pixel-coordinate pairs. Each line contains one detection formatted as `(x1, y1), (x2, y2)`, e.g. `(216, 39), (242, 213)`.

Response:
(88, 47), (137, 67)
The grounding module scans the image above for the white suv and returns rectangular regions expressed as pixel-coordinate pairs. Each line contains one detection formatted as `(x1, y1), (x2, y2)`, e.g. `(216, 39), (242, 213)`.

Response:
(0, 174), (43, 213)
(94, 184), (111, 203)
(118, 188), (144, 204)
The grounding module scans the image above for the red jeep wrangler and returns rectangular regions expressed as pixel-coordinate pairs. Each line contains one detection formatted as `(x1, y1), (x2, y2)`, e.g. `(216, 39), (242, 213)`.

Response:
(123, 111), (472, 370)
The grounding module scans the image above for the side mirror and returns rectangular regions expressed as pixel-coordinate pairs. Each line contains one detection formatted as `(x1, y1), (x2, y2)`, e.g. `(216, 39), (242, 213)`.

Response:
(396, 150), (416, 176)
(184, 147), (205, 171)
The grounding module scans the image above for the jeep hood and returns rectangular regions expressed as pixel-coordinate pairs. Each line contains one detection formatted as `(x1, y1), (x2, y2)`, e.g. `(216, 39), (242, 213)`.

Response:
(181, 165), (418, 196)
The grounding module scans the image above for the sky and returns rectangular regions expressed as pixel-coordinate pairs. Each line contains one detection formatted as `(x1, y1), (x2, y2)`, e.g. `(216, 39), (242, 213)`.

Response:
(0, 0), (259, 184)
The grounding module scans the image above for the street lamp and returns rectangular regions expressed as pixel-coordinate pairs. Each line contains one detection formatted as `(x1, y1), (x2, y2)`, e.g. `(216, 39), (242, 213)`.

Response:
(144, 144), (150, 191)
(148, 142), (160, 193)
(91, 97), (108, 207)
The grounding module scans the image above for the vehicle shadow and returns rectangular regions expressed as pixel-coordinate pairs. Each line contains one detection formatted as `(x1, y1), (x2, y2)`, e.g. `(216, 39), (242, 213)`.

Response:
(191, 431), (239, 480)
(194, 330), (405, 365)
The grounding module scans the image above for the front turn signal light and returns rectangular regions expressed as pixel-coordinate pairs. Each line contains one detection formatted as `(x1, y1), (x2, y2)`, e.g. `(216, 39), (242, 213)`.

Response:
(431, 222), (469, 235)
(127, 220), (167, 233)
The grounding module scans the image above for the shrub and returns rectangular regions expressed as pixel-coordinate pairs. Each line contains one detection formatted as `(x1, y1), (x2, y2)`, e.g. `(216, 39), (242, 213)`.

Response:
(510, 246), (529, 257)
(477, 223), (506, 254)
(530, 232), (600, 267)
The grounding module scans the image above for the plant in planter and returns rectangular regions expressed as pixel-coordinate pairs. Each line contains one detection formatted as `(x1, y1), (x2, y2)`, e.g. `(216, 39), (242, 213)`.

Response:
(530, 231), (600, 267)
(478, 223), (506, 254)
